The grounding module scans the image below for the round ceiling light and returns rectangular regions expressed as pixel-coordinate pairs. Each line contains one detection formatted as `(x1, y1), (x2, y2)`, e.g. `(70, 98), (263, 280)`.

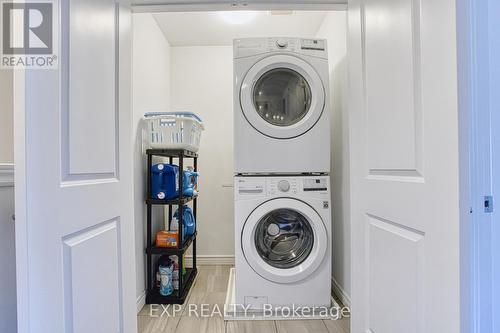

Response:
(217, 11), (257, 25)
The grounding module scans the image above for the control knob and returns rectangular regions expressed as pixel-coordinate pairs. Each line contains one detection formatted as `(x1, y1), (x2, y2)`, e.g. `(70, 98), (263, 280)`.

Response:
(276, 39), (288, 48)
(278, 180), (290, 192)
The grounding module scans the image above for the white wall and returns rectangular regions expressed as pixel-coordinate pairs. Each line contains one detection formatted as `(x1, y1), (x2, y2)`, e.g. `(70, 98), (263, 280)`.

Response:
(0, 70), (14, 163)
(0, 69), (16, 332)
(132, 13), (172, 309)
(315, 11), (350, 302)
(170, 46), (235, 258)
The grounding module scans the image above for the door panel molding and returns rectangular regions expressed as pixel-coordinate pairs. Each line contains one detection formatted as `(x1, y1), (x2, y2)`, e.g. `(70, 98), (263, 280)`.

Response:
(62, 218), (123, 333)
(60, 0), (120, 183)
(366, 214), (424, 333)
(361, 0), (424, 179)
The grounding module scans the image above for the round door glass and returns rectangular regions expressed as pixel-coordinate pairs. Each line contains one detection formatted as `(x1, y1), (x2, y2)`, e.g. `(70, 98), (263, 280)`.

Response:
(254, 208), (314, 269)
(253, 68), (312, 127)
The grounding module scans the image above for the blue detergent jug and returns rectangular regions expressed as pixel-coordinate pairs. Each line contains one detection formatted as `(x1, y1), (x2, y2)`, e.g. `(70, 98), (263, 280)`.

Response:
(151, 164), (199, 200)
(173, 205), (196, 238)
(151, 164), (179, 200)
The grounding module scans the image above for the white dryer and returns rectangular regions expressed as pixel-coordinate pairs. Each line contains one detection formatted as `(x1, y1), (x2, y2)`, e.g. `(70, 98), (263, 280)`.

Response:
(234, 175), (331, 309)
(234, 37), (331, 174)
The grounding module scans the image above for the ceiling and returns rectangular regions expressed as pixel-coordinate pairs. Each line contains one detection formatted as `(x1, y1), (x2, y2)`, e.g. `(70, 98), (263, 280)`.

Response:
(152, 11), (329, 46)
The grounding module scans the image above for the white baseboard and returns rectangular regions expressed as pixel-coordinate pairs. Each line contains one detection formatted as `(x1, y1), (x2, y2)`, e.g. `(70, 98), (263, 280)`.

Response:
(136, 291), (146, 314)
(0, 164), (14, 187)
(331, 277), (351, 307)
(185, 254), (235, 266)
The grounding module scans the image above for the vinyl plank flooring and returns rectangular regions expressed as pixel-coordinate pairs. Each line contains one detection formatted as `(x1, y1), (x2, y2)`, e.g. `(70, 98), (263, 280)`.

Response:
(175, 316), (225, 333)
(226, 320), (277, 333)
(323, 318), (350, 333)
(181, 265), (230, 316)
(137, 314), (182, 333)
(137, 266), (349, 333)
(138, 303), (187, 317)
(192, 272), (231, 292)
(181, 290), (228, 316)
(275, 320), (329, 333)
(197, 265), (232, 277)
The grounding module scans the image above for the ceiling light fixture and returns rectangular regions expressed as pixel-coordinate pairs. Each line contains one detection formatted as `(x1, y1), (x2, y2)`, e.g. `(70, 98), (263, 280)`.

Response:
(218, 11), (257, 25)
(268, 10), (294, 16)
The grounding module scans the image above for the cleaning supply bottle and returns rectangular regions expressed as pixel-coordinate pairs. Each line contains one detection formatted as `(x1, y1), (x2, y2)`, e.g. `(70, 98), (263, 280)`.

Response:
(158, 256), (173, 296)
(169, 255), (179, 290)
(173, 205), (195, 239)
(170, 216), (178, 232)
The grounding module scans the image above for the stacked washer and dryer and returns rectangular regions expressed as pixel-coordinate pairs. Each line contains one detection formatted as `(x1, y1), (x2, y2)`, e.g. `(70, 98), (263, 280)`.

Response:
(233, 37), (332, 311)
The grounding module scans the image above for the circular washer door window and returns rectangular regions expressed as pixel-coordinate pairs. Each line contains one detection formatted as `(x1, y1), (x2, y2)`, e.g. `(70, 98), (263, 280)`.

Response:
(254, 208), (314, 269)
(240, 55), (325, 139)
(242, 198), (327, 283)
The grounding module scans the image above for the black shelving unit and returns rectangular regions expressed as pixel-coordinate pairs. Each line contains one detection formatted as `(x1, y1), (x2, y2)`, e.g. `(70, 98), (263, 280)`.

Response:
(145, 149), (198, 304)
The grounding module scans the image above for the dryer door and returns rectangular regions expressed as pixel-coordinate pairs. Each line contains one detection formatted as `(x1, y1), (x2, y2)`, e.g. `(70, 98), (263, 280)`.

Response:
(240, 55), (325, 139)
(242, 198), (327, 283)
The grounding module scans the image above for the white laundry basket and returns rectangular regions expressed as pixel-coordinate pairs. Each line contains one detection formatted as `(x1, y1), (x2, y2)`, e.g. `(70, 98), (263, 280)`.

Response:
(144, 112), (204, 152)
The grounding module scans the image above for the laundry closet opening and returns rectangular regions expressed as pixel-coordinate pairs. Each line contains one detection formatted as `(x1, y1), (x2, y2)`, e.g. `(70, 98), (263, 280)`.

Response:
(131, 8), (350, 312)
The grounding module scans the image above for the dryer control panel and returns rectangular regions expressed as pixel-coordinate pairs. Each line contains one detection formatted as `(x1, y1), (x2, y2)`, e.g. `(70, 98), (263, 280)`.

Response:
(234, 37), (328, 59)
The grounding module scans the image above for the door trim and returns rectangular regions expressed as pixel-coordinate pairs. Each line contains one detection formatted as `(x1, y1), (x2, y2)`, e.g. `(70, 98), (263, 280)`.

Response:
(0, 164), (14, 187)
(458, 0), (500, 332)
(131, 1), (348, 13)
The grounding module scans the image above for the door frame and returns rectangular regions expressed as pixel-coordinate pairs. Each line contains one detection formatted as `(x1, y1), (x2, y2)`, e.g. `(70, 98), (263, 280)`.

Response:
(131, 0), (348, 13)
(459, 0), (500, 332)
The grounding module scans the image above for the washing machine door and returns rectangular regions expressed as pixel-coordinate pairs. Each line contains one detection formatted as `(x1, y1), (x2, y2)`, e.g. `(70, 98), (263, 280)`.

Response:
(240, 54), (325, 139)
(242, 198), (327, 283)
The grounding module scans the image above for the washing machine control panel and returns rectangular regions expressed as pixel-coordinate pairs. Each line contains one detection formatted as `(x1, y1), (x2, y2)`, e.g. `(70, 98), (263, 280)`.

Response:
(236, 178), (266, 196)
(303, 178), (328, 192)
(236, 177), (329, 199)
(268, 179), (298, 195)
(277, 180), (290, 192)
(275, 38), (289, 49)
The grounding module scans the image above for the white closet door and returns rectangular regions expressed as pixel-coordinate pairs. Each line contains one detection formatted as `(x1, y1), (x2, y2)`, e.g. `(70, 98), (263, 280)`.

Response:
(348, 0), (462, 332)
(14, 1), (136, 332)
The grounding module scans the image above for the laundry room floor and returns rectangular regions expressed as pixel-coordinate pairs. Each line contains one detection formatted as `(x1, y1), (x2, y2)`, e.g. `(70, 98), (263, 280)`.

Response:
(137, 266), (350, 333)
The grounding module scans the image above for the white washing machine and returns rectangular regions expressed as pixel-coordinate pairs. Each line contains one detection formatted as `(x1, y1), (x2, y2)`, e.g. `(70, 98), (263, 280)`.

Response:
(234, 175), (331, 309)
(234, 37), (331, 174)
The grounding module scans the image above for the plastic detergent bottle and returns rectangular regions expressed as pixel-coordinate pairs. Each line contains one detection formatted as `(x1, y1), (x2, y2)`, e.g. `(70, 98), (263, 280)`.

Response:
(173, 205), (195, 239)
(159, 257), (173, 296)
(169, 255), (179, 290)
(170, 216), (179, 232)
